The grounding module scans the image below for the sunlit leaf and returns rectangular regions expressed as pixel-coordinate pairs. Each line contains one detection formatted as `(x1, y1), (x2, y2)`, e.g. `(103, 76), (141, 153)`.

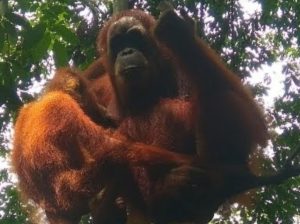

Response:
(54, 24), (79, 45)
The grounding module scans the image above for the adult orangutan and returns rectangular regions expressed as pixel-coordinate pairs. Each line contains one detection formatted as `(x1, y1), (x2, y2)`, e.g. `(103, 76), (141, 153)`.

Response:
(87, 9), (268, 223)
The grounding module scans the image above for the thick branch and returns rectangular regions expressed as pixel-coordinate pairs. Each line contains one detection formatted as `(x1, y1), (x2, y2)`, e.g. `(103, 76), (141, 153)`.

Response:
(253, 166), (300, 187)
(223, 166), (300, 199)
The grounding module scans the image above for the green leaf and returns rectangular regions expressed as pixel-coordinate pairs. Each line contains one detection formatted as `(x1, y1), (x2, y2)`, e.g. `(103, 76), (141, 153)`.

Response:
(0, 169), (8, 181)
(3, 20), (17, 44)
(0, 62), (10, 86)
(31, 32), (51, 61)
(6, 12), (31, 29)
(264, 0), (278, 12)
(23, 23), (46, 50)
(51, 4), (67, 16)
(54, 24), (78, 45)
(0, 25), (4, 53)
(0, 0), (8, 16)
(53, 41), (68, 67)
(261, 0), (278, 24)
(17, 0), (31, 12)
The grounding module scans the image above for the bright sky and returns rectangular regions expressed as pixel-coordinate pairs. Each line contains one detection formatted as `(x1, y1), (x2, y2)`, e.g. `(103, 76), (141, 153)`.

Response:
(239, 0), (285, 108)
(239, 0), (261, 19)
(248, 62), (285, 108)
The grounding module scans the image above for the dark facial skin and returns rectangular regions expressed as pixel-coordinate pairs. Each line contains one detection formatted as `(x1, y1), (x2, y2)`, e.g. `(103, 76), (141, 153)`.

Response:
(106, 16), (160, 115)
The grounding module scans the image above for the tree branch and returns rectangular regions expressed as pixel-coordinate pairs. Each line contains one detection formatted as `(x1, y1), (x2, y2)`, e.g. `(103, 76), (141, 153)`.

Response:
(223, 166), (300, 199)
(253, 166), (300, 187)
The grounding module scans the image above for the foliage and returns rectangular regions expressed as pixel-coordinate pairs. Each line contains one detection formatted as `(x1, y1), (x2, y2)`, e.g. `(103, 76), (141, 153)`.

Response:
(0, 0), (299, 223)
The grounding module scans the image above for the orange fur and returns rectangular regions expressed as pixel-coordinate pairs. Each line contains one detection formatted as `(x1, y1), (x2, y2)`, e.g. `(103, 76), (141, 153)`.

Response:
(12, 80), (191, 223)
(88, 9), (269, 223)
